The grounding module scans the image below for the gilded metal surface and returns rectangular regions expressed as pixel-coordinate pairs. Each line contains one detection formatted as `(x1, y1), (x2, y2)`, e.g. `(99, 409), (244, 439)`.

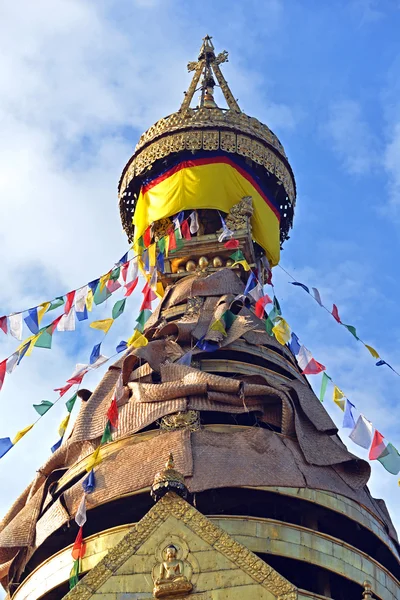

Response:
(152, 543), (193, 598)
(224, 196), (253, 232)
(160, 411), (201, 432)
(61, 493), (296, 600)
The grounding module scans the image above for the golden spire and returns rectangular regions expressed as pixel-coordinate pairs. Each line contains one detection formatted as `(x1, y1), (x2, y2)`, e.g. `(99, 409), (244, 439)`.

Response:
(151, 453), (188, 501)
(180, 35), (240, 112)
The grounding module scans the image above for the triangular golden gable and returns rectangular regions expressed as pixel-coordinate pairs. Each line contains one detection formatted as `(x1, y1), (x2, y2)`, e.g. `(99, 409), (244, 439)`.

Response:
(63, 492), (297, 600)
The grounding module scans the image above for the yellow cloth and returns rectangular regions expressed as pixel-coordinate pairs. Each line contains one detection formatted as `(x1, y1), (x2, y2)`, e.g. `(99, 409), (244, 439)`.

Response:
(86, 289), (94, 312)
(210, 320), (227, 336)
(156, 281), (165, 298)
(365, 344), (379, 359)
(127, 330), (148, 348)
(90, 319), (114, 334)
(58, 414), (70, 437)
(164, 234), (170, 258)
(86, 446), (102, 472)
(148, 243), (156, 267)
(231, 259), (250, 271)
(272, 318), (291, 346)
(12, 424), (34, 445)
(133, 161), (280, 266)
(38, 302), (50, 324)
(99, 272), (111, 292)
(333, 386), (345, 411)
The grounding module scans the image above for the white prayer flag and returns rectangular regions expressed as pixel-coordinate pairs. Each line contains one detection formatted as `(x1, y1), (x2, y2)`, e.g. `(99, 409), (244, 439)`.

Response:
(249, 284), (263, 302)
(9, 313), (22, 340)
(115, 374), (124, 401)
(75, 495), (87, 527)
(75, 286), (88, 313)
(6, 353), (19, 374)
(297, 345), (312, 371)
(91, 355), (109, 369)
(70, 363), (89, 379)
(189, 211), (199, 234)
(312, 287), (322, 306)
(57, 308), (76, 332)
(349, 415), (373, 449)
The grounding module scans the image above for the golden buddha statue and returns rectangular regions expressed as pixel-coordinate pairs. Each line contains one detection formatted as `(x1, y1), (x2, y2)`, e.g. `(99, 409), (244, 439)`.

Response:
(153, 544), (193, 598)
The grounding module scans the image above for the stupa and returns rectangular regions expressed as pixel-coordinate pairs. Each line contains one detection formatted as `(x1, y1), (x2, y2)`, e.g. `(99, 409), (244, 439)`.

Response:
(0, 36), (399, 600)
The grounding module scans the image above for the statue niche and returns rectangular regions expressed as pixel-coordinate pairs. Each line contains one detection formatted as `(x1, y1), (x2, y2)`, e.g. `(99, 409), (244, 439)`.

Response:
(153, 544), (193, 598)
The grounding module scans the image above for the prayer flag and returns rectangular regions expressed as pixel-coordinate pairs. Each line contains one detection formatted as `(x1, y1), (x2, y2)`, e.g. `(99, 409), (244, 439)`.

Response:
(343, 399), (356, 429)
(0, 438), (13, 459)
(224, 239), (240, 249)
(6, 354), (18, 374)
(148, 243), (157, 268)
(273, 296), (281, 316)
(272, 318), (291, 346)
(69, 559), (80, 590)
(112, 299), (126, 320)
(255, 294), (272, 318)
(121, 261), (130, 283)
(244, 272), (257, 295)
(290, 281), (310, 294)
(288, 332), (301, 356)
(136, 309), (152, 332)
(86, 289), (94, 312)
(116, 340), (128, 353)
(127, 330), (148, 348)
(0, 316), (7, 334)
(249, 283), (263, 302)
(66, 393), (78, 413)
(196, 339), (219, 352)
(17, 342), (30, 365)
(51, 438), (63, 453)
(189, 211), (199, 234)
(319, 372), (331, 402)
(34, 326), (53, 349)
(48, 297), (65, 311)
(101, 420), (112, 444)
(302, 358), (326, 375)
(369, 430), (386, 460)
(57, 309), (76, 332)
(177, 351), (192, 366)
(125, 277), (138, 297)
(75, 496), (87, 528)
(91, 354), (109, 368)
(222, 310), (236, 330)
(93, 283), (112, 305)
(82, 470), (95, 493)
(231, 259), (250, 271)
(24, 308), (39, 334)
(0, 360), (6, 392)
(332, 304), (341, 323)
(181, 220), (191, 240)
(88, 279), (99, 293)
(118, 252), (129, 265)
(218, 214), (233, 242)
(333, 386), (345, 411)
(365, 344), (379, 359)
(72, 526), (86, 560)
(12, 424), (34, 445)
(312, 287), (322, 306)
(65, 291), (75, 314)
(349, 415), (373, 449)
(106, 279), (121, 293)
(265, 316), (274, 336)
(33, 400), (53, 416)
(377, 443), (400, 475)
(156, 251), (165, 274)
(168, 229), (177, 251)
(86, 446), (102, 472)
(209, 320), (227, 336)
(90, 343), (101, 365)
(143, 225), (152, 247)
(75, 287), (88, 314)
(90, 319), (114, 334)
(76, 306), (88, 322)
(9, 313), (23, 340)
(107, 398), (118, 428)
(54, 382), (74, 397)
(58, 414), (70, 437)
(297, 346), (312, 371)
(157, 236), (166, 255)
(376, 359), (395, 372)
(99, 272), (111, 292)
(344, 324), (359, 340)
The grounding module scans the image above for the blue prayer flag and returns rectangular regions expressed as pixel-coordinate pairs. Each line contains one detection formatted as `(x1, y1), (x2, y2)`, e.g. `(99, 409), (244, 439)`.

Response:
(0, 437), (13, 459)
(24, 308), (39, 334)
(88, 279), (100, 293)
(90, 343), (101, 365)
(343, 399), (356, 429)
(118, 252), (129, 265)
(82, 469), (96, 493)
(244, 272), (257, 295)
(288, 332), (301, 356)
(116, 341), (128, 353)
(51, 438), (63, 453)
(290, 281), (310, 294)
(76, 306), (88, 322)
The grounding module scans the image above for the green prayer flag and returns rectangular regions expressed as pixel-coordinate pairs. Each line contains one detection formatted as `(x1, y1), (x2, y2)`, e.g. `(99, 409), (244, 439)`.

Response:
(230, 250), (244, 262)
(223, 310), (236, 330)
(34, 327), (52, 349)
(319, 372), (331, 403)
(273, 296), (281, 316)
(69, 559), (80, 590)
(66, 393), (78, 413)
(138, 236), (145, 249)
(33, 400), (53, 416)
(112, 299), (126, 320)
(170, 230), (184, 251)
(377, 443), (400, 475)
(343, 324), (359, 340)
(135, 309), (152, 332)
(101, 420), (112, 444)
(48, 297), (65, 311)
(157, 237), (166, 254)
(110, 266), (120, 281)
(265, 316), (274, 336)
(93, 283), (112, 305)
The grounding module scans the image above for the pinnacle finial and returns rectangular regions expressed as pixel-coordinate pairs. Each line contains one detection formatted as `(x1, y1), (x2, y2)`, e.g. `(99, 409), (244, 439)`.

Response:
(151, 452), (188, 502)
(362, 581), (374, 599)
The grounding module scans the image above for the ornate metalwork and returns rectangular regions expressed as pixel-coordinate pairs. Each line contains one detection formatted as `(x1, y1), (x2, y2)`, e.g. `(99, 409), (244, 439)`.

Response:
(160, 411), (200, 432)
(152, 543), (193, 598)
(151, 454), (188, 501)
(225, 196), (253, 231)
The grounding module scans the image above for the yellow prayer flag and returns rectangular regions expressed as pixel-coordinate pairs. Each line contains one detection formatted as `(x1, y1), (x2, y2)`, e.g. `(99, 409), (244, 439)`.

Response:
(333, 386), (345, 411)
(12, 424), (34, 445)
(86, 289), (94, 312)
(99, 272), (111, 292)
(156, 281), (165, 298)
(38, 302), (51, 324)
(127, 330), (148, 348)
(137, 256), (146, 275)
(90, 319), (114, 334)
(365, 344), (379, 359)
(231, 259), (250, 271)
(272, 318), (291, 346)
(149, 243), (156, 268)
(25, 334), (40, 357)
(210, 320), (227, 336)
(58, 414), (70, 437)
(165, 234), (170, 258)
(86, 446), (102, 472)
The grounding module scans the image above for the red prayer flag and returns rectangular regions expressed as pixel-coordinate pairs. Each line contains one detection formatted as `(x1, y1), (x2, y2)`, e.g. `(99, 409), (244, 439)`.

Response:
(0, 317), (7, 335)
(121, 261), (130, 282)
(51, 315), (63, 333)
(140, 287), (157, 311)
(0, 360), (6, 392)
(143, 226), (152, 248)
(369, 430), (386, 460)
(332, 304), (341, 323)
(72, 526), (86, 560)
(107, 398), (119, 428)
(302, 358), (326, 375)
(65, 291), (75, 314)
(54, 381), (74, 397)
(255, 295), (273, 318)
(124, 278), (138, 297)
(168, 229), (177, 251)
(181, 220), (191, 240)
(66, 373), (85, 386)
(224, 239), (240, 250)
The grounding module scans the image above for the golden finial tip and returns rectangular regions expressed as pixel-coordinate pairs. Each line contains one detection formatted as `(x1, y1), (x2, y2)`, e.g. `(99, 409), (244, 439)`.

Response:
(166, 453), (174, 469)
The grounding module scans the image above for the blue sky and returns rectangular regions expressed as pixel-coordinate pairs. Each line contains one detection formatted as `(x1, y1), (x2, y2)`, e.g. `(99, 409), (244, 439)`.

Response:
(0, 0), (400, 576)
